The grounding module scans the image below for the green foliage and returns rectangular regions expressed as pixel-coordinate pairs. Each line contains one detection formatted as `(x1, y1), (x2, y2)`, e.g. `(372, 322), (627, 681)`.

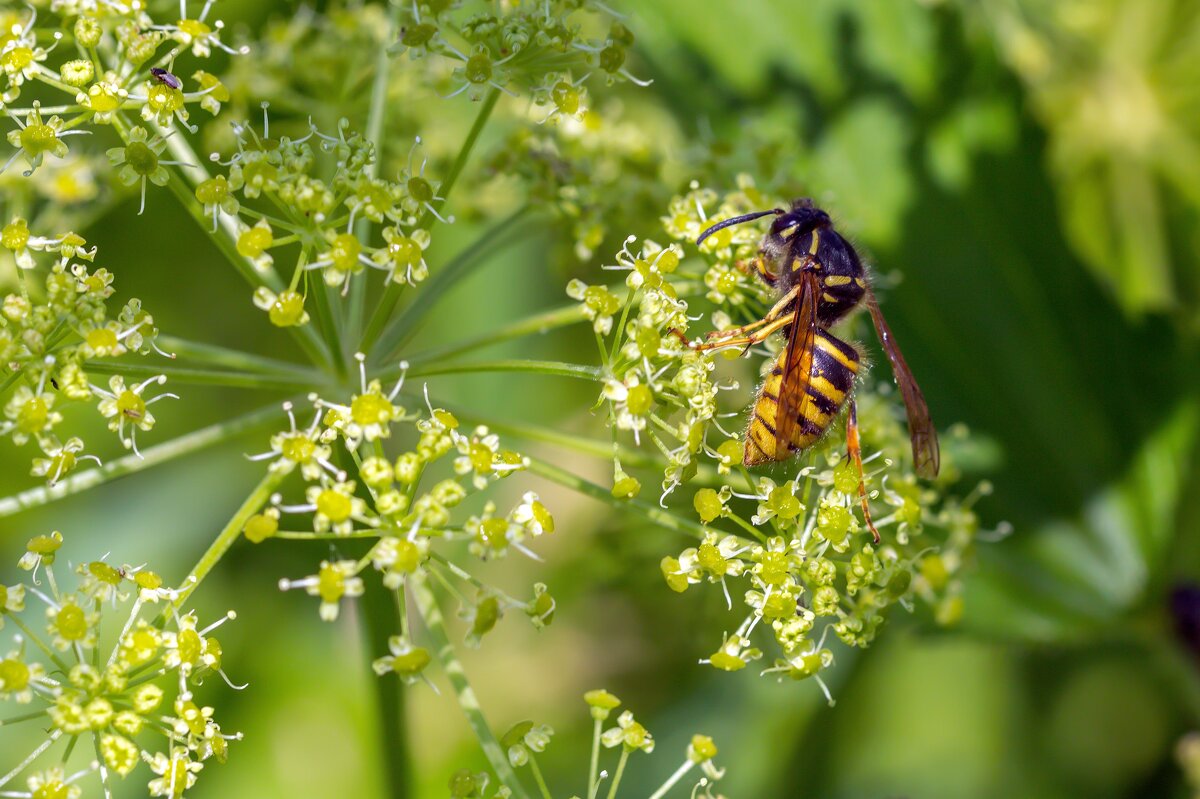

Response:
(969, 0), (1200, 319)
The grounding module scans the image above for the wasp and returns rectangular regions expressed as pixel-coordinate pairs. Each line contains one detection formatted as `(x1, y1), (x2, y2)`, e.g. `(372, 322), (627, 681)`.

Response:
(681, 199), (939, 540)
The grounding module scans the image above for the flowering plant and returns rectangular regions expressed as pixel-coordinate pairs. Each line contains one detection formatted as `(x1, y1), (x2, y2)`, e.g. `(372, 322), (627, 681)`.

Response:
(0, 1), (1004, 797)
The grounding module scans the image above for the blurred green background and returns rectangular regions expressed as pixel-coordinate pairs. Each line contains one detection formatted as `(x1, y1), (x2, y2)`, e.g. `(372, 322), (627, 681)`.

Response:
(4, 0), (1200, 797)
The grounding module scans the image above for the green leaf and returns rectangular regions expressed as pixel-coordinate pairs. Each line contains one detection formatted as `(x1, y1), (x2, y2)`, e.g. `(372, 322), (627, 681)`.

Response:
(851, 0), (939, 103)
(635, 0), (845, 97)
(809, 100), (913, 247)
(926, 98), (1018, 191)
(963, 400), (1199, 643)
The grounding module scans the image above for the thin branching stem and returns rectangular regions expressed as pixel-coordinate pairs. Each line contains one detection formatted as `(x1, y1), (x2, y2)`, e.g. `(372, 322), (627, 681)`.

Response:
(156, 335), (316, 378)
(587, 718), (602, 799)
(84, 360), (321, 391)
(163, 468), (287, 619)
(140, 120), (335, 373)
(404, 303), (587, 366)
(605, 749), (630, 799)
(528, 755), (553, 799)
(304, 254), (350, 381)
(409, 569), (532, 799)
(0, 400), (289, 518)
(371, 204), (534, 364)
(404, 359), (602, 383)
(360, 87), (502, 353)
(647, 760), (695, 799)
(525, 458), (717, 541)
(346, 1), (400, 349)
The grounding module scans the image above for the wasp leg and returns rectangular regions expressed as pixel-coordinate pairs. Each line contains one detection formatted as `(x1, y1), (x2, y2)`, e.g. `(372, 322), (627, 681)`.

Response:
(847, 398), (880, 543)
(736, 254), (778, 287)
(667, 327), (693, 347)
(703, 284), (802, 342)
(685, 311), (796, 353)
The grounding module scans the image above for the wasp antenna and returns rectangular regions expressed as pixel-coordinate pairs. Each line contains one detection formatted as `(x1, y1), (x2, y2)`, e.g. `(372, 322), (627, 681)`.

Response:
(696, 208), (783, 247)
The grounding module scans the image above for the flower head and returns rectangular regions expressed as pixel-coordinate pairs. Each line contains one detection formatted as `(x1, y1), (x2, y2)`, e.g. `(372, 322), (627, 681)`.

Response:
(0, 534), (241, 794)
(93, 374), (176, 456)
(280, 560), (364, 621)
(4, 104), (80, 177)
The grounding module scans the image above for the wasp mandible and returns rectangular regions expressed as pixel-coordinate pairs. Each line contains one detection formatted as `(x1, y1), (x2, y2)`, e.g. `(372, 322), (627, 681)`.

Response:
(678, 199), (940, 541)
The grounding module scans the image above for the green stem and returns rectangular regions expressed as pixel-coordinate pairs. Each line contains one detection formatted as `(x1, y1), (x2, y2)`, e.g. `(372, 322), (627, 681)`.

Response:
(605, 749), (630, 799)
(306, 263), (349, 380)
(360, 87), (502, 354)
(164, 468), (286, 617)
(371, 205), (534, 363)
(647, 760), (695, 799)
(0, 731), (61, 792)
(587, 718), (602, 799)
(0, 366), (25, 398)
(60, 734), (79, 766)
(524, 458), (713, 541)
(410, 570), (532, 799)
(156, 335), (316, 377)
(32, 64), (80, 94)
(0, 709), (49, 726)
(84, 360), (321, 391)
(419, 87), (502, 235)
(445, 411), (661, 471)
(92, 731), (114, 799)
(146, 121), (334, 373)
(331, 441), (413, 799)
(8, 615), (70, 673)
(608, 286), (637, 364)
(346, 2), (400, 349)
(274, 530), (382, 540)
(426, 552), (524, 607)
(528, 755), (554, 799)
(362, 564), (413, 799)
(725, 511), (770, 545)
(405, 303), (587, 366)
(0, 400), (287, 518)
(402, 359), (601, 383)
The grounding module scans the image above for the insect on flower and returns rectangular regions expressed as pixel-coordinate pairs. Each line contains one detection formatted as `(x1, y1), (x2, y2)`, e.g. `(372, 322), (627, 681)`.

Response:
(149, 67), (182, 90)
(676, 199), (940, 541)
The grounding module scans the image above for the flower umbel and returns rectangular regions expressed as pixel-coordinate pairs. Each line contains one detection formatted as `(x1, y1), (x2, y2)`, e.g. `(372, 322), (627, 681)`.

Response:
(0, 534), (241, 797)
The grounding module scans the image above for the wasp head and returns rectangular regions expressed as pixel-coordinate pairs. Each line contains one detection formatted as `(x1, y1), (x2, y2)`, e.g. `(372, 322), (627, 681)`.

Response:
(696, 198), (829, 253)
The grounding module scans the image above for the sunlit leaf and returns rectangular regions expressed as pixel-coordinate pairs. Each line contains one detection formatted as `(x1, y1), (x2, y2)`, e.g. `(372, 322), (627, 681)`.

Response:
(809, 100), (913, 247)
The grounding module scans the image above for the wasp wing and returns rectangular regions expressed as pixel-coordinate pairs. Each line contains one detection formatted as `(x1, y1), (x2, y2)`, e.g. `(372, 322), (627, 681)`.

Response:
(865, 290), (940, 478)
(772, 269), (820, 459)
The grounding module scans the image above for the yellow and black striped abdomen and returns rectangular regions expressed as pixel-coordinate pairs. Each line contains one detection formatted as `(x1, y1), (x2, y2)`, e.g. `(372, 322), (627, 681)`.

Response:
(744, 331), (860, 465)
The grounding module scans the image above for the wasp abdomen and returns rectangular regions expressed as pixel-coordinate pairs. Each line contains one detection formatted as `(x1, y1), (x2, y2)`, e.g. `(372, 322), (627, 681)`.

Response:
(744, 331), (860, 465)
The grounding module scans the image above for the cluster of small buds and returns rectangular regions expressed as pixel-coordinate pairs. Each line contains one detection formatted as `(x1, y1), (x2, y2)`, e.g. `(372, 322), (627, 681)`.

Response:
(486, 101), (675, 263)
(392, 1), (649, 106)
(572, 182), (993, 697)
(246, 365), (557, 680)
(0, 219), (173, 481)
(481, 689), (725, 799)
(200, 113), (447, 327)
(0, 532), (241, 798)
(566, 233), (732, 505)
(0, 3), (242, 182)
(663, 179), (779, 306)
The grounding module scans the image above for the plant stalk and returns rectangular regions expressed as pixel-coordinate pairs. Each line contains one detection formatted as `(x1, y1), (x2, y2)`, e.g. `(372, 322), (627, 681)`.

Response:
(0, 400), (287, 517)
(163, 468), (286, 617)
(410, 570), (532, 799)
(360, 87), (502, 354)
